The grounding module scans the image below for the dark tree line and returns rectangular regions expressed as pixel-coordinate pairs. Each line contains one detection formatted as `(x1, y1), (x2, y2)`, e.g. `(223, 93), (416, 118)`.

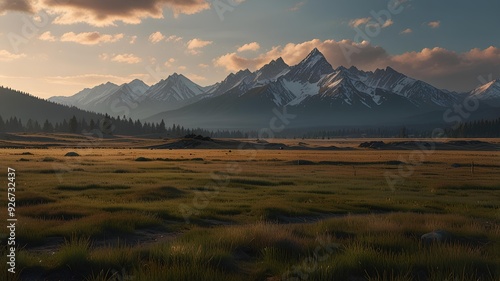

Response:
(0, 114), (243, 138)
(445, 118), (500, 138)
(1, 114), (499, 138)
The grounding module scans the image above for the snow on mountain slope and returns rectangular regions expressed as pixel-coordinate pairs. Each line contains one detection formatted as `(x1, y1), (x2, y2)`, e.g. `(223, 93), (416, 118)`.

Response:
(253, 57), (290, 85)
(49, 47), (473, 126)
(49, 82), (119, 107)
(284, 48), (334, 84)
(363, 67), (457, 107)
(204, 69), (254, 98)
(470, 79), (500, 100)
(127, 79), (149, 96)
(145, 73), (205, 102)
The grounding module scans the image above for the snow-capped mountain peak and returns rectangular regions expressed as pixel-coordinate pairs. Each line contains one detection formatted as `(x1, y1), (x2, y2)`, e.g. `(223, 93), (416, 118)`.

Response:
(470, 79), (500, 100)
(48, 82), (120, 107)
(144, 73), (205, 102)
(125, 79), (149, 96)
(302, 48), (325, 68)
(254, 57), (290, 84)
(284, 48), (334, 83)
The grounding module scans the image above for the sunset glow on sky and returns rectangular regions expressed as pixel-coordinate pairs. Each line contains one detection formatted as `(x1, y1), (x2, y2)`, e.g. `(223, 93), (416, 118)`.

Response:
(0, 0), (499, 99)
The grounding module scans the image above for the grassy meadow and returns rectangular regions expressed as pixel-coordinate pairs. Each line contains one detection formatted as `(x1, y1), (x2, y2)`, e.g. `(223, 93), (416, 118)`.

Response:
(0, 144), (499, 280)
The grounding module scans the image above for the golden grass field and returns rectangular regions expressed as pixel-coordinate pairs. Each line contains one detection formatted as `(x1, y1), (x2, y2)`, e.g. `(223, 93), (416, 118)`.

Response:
(0, 138), (499, 280)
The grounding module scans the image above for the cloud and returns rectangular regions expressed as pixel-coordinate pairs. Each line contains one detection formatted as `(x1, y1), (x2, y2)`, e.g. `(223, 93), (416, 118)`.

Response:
(39, 31), (56, 41)
(164, 58), (176, 67)
(0, 0), (33, 14)
(187, 38), (213, 54)
(129, 35), (137, 44)
(289, 1), (305, 12)
(0, 49), (27, 61)
(149, 31), (165, 43)
(237, 42), (260, 52)
(111, 53), (142, 64)
(350, 17), (393, 30)
(349, 17), (371, 28)
(400, 28), (412, 34)
(427, 21), (440, 28)
(178, 65), (187, 71)
(99, 53), (109, 60)
(198, 63), (209, 68)
(166, 35), (183, 42)
(60, 32), (124, 45)
(381, 19), (394, 28)
(44, 73), (150, 86)
(389, 46), (500, 91)
(214, 39), (389, 72)
(214, 39), (500, 92)
(8, 0), (210, 26)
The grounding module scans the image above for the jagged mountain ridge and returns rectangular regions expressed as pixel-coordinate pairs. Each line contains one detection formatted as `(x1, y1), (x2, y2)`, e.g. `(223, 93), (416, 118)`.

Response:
(49, 80), (149, 116)
(48, 48), (500, 128)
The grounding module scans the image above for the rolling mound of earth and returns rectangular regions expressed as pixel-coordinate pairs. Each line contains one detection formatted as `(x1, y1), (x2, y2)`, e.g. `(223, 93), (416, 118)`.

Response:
(147, 138), (344, 150)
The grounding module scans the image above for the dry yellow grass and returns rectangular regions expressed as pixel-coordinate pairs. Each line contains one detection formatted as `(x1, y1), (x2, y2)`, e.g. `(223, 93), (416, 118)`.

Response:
(0, 141), (498, 280)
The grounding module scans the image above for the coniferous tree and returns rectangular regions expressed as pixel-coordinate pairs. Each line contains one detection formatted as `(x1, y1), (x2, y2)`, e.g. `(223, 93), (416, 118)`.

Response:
(69, 116), (78, 133)
(42, 119), (53, 133)
(0, 115), (4, 132)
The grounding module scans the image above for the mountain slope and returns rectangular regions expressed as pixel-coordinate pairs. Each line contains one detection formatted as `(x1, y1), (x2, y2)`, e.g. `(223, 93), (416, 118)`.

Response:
(49, 80), (149, 117)
(130, 73), (209, 119)
(47, 48), (500, 130)
(143, 73), (205, 102)
(146, 49), (466, 128)
(470, 79), (500, 106)
(0, 86), (103, 124)
(49, 82), (120, 107)
(284, 48), (334, 84)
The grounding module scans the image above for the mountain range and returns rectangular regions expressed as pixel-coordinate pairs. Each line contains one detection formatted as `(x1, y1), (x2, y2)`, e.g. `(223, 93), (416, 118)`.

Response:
(48, 48), (500, 129)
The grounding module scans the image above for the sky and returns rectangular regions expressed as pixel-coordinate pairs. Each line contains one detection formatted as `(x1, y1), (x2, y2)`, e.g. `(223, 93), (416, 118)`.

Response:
(0, 0), (499, 99)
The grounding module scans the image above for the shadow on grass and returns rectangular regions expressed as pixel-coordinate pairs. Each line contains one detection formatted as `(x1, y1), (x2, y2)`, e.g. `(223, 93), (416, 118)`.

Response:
(56, 184), (131, 191)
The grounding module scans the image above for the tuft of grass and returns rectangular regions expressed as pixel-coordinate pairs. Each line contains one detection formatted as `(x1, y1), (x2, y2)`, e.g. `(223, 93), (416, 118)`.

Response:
(55, 235), (91, 273)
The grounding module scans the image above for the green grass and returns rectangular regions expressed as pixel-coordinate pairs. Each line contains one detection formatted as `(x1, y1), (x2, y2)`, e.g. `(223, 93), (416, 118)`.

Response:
(0, 148), (499, 280)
